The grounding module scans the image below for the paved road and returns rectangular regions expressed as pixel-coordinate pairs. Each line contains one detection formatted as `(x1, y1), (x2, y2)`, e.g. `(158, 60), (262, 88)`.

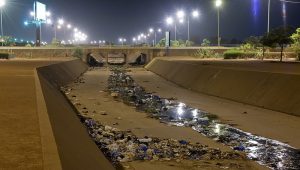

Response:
(0, 61), (57, 169)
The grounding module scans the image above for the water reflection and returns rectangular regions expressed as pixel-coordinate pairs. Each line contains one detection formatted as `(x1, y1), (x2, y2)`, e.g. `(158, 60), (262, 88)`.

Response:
(108, 68), (300, 170)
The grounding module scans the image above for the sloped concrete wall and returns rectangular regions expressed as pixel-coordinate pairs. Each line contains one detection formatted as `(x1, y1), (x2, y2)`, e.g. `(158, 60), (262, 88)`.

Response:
(146, 59), (300, 116)
(37, 59), (115, 170)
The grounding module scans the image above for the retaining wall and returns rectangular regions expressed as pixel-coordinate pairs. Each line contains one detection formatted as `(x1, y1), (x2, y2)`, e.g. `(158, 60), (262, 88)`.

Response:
(146, 58), (300, 116)
(36, 59), (115, 170)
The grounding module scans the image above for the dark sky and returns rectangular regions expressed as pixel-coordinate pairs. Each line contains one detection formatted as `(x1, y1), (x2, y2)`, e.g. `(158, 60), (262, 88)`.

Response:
(3, 0), (300, 43)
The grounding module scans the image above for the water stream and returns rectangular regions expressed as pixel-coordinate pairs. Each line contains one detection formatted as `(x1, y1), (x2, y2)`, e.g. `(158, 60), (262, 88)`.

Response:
(107, 68), (300, 170)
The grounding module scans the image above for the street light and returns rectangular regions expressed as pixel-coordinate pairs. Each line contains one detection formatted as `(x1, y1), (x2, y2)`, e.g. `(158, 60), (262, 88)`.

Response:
(176, 10), (185, 19)
(119, 38), (126, 46)
(187, 10), (199, 42)
(67, 24), (72, 29)
(149, 27), (162, 46)
(215, 0), (222, 46)
(268, 0), (270, 33)
(0, 0), (5, 46)
(58, 19), (64, 25)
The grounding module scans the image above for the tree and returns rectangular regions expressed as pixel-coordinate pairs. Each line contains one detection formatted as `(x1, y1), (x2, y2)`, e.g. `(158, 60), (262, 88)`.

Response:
(291, 28), (300, 60)
(261, 26), (294, 62)
(156, 38), (166, 47)
(201, 39), (211, 46)
(244, 36), (262, 49)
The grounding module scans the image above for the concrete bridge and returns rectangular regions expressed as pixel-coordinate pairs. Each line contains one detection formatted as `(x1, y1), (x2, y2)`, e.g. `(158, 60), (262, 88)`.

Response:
(0, 47), (229, 62)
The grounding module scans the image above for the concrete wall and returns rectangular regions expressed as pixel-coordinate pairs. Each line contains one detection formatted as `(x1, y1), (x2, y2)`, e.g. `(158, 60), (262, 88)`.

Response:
(146, 58), (300, 116)
(37, 60), (115, 170)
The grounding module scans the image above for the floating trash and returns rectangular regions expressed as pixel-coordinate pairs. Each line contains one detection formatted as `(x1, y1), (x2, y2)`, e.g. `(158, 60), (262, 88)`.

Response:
(106, 67), (300, 170)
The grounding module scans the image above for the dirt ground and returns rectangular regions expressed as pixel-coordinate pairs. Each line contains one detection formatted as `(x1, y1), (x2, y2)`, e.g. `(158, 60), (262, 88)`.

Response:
(0, 60), (58, 169)
(66, 68), (266, 170)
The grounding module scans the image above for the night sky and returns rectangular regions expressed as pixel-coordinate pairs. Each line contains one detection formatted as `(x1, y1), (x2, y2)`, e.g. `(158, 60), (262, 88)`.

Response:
(3, 0), (300, 43)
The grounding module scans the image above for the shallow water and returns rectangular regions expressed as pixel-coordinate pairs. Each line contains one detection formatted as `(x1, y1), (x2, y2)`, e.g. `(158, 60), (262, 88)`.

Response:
(108, 68), (300, 170)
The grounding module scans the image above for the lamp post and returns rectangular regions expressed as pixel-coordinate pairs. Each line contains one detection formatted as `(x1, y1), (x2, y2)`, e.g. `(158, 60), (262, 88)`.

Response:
(215, 0), (222, 46)
(166, 17), (176, 41)
(188, 10), (199, 42)
(267, 0), (270, 33)
(149, 28), (162, 46)
(119, 38), (126, 46)
(176, 10), (185, 41)
(0, 0), (5, 46)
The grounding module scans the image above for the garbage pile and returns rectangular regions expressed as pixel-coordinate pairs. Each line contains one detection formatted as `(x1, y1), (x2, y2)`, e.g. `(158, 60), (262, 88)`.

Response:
(82, 117), (243, 165)
(106, 67), (300, 170)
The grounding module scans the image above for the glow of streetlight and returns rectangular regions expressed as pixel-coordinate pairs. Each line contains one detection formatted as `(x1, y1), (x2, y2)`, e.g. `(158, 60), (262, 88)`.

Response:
(67, 24), (72, 29)
(158, 28), (162, 32)
(179, 18), (184, 24)
(74, 28), (78, 32)
(46, 19), (52, 24)
(0, 0), (5, 7)
(192, 10), (199, 18)
(149, 28), (154, 33)
(58, 19), (64, 25)
(46, 11), (51, 17)
(133, 37), (136, 42)
(57, 25), (62, 29)
(176, 10), (185, 19)
(216, 0), (222, 7)
(166, 17), (174, 25)
(30, 11), (35, 17)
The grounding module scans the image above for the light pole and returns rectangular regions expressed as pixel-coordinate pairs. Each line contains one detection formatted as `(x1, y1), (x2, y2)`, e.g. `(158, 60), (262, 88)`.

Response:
(166, 17), (176, 41)
(188, 10), (199, 42)
(149, 28), (162, 46)
(0, 0), (5, 46)
(267, 0), (270, 33)
(119, 38), (126, 46)
(215, 0), (222, 46)
(176, 10), (185, 41)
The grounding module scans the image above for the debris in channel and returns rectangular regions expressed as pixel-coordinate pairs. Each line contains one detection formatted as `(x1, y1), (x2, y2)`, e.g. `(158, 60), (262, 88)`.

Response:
(105, 67), (300, 170)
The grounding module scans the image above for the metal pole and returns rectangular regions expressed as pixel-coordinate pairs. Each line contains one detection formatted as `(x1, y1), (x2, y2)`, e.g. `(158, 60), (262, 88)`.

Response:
(267, 0), (270, 33)
(54, 25), (57, 40)
(154, 32), (157, 46)
(188, 16), (190, 42)
(217, 8), (220, 46)
(175, 22), (177, 41)
(1, 8), (3, 46)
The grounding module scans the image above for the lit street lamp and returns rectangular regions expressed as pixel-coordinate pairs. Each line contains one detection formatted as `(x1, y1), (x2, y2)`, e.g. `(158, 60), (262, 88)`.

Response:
(187, 10), (199, 42)
(0, 0), (5, 46)
(119, 38), (126, 46)
(166, 17), (178, 41)
(215, 0), (222, 46)
(149, 28), (162, 46)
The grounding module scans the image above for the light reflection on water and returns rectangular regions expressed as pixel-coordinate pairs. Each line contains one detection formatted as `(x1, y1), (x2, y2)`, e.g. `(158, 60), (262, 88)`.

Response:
(108, 69), (300, 170)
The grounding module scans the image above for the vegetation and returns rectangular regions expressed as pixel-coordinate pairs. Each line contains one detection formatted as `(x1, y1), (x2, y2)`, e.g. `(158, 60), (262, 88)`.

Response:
(261, 26), (294, 62)
(72, 47), (84, 59)
(223, 49), (244, 59)
(0, 53), (9, 59)
(244, 36), (262, 49)
(193, 48), (220, 59)
(156, 38), (166, 47)
(291, 28), (300, 60)
(201, 39), (211, 46)
(0, 36), (16, 46)
(156, 38), (195, 47)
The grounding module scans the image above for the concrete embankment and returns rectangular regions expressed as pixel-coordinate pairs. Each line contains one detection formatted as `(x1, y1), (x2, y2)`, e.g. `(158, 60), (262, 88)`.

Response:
(36, 59), (115, 170)
(146, 58), (300, 117)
